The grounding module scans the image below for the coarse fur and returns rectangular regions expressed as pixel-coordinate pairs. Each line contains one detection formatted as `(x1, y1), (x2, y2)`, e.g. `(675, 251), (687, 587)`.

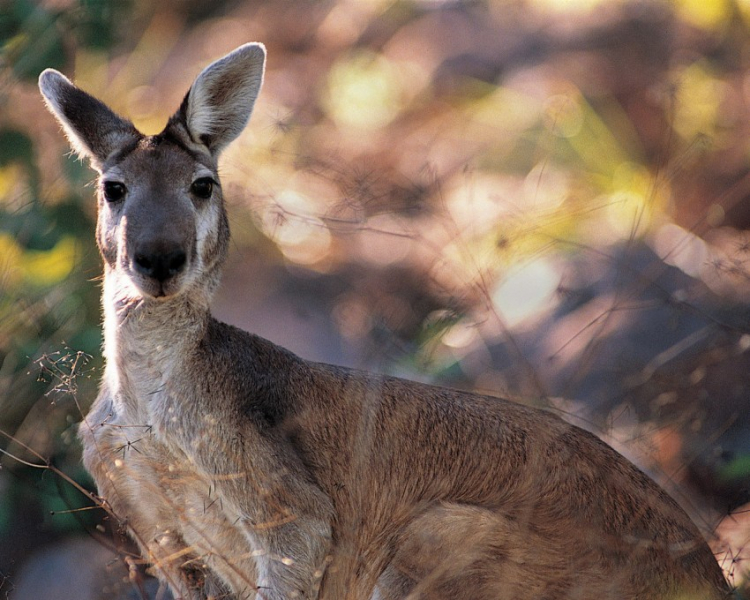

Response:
(39, 43), (731, 600)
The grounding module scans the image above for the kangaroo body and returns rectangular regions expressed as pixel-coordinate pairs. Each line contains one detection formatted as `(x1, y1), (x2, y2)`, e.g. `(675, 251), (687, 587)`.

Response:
(39, 44), (730, 599)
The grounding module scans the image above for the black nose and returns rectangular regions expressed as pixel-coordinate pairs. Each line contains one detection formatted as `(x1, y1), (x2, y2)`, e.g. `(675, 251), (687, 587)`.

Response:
(133, 249), (187, 282)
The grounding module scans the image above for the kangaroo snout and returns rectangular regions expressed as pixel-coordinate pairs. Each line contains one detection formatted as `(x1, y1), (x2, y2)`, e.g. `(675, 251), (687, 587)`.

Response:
(128, 230), (193, 297)
(133, 246), (187, 282)
(121, 190), (199, 297)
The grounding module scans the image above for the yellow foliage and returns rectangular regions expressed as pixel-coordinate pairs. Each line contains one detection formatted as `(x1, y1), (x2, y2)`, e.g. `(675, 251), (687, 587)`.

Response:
(0, 233), (23, 290)
(565, 94), (630, 177)
(323, 51), (403, 130)
(673, 0), (731, 30)
(604, 162), (669, 238)
(529, 0), (608, 12)
(673, 61), (725, 140)
(20, 236), (79, 287)
(469, 86), (542, 135)
(0, 164), (25, 206)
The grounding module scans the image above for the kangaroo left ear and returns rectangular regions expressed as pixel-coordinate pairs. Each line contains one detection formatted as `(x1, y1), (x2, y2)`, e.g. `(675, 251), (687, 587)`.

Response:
(176, 43), (266, 157)
(39, 69), (140, 169)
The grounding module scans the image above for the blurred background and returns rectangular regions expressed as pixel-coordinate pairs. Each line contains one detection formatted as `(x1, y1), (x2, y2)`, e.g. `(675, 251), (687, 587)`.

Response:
(3, 0), (750, 597)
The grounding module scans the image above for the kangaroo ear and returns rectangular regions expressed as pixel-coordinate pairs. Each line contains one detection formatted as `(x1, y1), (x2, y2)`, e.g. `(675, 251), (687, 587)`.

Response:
(177, 43), (266, 156)
(39, 69), (140, 169)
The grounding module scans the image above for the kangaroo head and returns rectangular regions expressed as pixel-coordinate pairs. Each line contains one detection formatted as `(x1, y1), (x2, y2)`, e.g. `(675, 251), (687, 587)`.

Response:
(39, 44), (266, 302)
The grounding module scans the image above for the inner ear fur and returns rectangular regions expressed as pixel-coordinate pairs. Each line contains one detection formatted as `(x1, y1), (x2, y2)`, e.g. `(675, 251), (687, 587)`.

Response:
(176, 42), (266, 156)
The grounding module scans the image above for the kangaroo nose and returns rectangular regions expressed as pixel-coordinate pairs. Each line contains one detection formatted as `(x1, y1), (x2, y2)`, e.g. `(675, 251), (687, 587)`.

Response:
(133, 248), (187, 282)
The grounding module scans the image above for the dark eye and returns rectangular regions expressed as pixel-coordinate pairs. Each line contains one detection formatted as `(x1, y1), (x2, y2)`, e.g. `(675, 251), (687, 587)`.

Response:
(102, 181), (126, 203)
(190, 177), (214, 199)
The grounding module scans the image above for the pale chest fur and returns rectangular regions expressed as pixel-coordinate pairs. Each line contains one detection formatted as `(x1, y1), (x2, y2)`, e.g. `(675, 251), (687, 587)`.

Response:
(100, 274), (212, 438)
(81, 306), (261, 597)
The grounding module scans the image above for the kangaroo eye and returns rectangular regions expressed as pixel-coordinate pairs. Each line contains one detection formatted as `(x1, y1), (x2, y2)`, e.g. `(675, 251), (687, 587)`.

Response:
(190, 178), (214, 199)
(102, 181), (126, 203)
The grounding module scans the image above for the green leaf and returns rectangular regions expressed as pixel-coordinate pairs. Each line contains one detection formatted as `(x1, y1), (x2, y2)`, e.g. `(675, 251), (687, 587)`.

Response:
(718, 454), (750, 483)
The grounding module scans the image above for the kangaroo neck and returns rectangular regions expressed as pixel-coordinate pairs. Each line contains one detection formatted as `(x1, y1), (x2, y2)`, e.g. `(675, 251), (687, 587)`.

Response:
(101, 270), (211, 402)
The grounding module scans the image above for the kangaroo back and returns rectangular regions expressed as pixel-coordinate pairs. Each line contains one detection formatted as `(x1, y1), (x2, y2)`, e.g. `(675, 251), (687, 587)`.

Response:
(39, 44), (730, 600)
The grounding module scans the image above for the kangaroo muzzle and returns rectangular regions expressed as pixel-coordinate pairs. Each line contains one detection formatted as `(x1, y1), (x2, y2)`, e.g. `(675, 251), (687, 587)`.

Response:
(133, 244), (187, 283)
(125, 207), (196, 298)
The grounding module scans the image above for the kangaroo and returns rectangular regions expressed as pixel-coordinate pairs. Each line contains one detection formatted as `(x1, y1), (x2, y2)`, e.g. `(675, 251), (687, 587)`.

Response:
(39, 43), (731, 600)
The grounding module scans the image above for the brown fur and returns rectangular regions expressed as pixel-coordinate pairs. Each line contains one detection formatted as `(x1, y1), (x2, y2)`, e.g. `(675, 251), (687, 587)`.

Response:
(39, 44), (730, 600)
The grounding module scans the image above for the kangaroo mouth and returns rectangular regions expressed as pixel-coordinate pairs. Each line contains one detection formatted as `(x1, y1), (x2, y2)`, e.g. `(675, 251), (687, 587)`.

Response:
(130, 269), (186, 300)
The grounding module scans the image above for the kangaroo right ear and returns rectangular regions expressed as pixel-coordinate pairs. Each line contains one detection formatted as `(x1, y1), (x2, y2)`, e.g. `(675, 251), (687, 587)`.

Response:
(177, 43), (266, 157)
(39, 69), (139, 169)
